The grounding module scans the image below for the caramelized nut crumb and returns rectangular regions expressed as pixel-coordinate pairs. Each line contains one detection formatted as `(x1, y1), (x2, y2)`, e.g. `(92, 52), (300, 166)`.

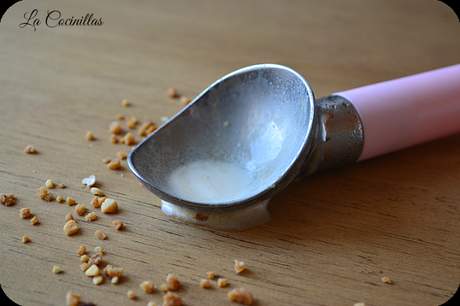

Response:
(127, 290), (136, 299)
(56, 195), (65, 203)
(121, 99), (130, 107)
(116, 113), (124, 120)
(90, 187), (104, 196)
(30, 216), (39, 225)
(24, 145), (36, 154)
(110, 134), (118, 143)
(80, 262), (90, 272)
(93, 275), (103, 285)
(166, 273), (180, 290)
(66, 197), (76, 206)
(235, 260), (246, 273)
(36, 186), (48, 199)
(166, 87), (178, 98)
(95, 246), (103, 253)
(85, 131), (94, 140)
(124, 132), (135, 145)
(66, 292), (81, 306)
(102, 157), (112, 164)
(112, 220), (123, 230)
(95, 230), (107, 240)
(63, 220), (79, 235)
(217, 278), (227, 288)
(20, 208), (31, 219)
(101, 199), (118, 213)
(58, 183), (66, 189)
(206, 271), (215, 279)
(22, 236), (30, 243)
(85, 265), (99, 276)
(1, 193), (15, 206)
(109, 121), (121, 134)
(80, 255), (89, 262)
(161, 284), (168, 292)
(382, 277), (393, 284)
(200, 279), (211, 288)
(140, 281), (155, 293)
(52, 265), (62, 274)
(228, 288), (253, 305)
(163, 292), (182, 306)
(45, 179), (54, 188)
(65, 213), (74, 222)
(75, 204), (86, 216)
(107, 159), (121, 170)
(117, 152), (128, 160)
(111, 276), (119, 284)
(77, 245), (86, 255)
(85, 212), (97, 221)
(90, 196), (100, 208)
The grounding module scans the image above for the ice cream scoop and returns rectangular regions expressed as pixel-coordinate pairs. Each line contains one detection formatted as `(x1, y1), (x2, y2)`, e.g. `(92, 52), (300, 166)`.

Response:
(128, 63), (460, 230)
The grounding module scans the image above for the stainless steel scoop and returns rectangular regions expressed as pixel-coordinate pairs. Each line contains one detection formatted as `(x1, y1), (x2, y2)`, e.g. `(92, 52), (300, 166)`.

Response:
(128, 63), (460, 215)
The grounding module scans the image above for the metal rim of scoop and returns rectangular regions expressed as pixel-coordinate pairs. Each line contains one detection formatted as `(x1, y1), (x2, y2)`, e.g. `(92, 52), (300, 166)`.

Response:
(128, 63), (317, 212)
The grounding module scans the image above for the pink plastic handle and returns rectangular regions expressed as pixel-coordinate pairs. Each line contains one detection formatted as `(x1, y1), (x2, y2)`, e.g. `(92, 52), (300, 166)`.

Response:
(335, 64), (460, 161)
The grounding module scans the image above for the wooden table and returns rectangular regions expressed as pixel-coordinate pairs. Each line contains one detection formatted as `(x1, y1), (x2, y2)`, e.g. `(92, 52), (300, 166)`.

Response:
(1, 1), (459, 305)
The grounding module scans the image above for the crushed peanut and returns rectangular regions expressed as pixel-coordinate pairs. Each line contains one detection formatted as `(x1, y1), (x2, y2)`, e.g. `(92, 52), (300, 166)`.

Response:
(63, 220), (79, 235)
(166, 87), (178, 98)
(111, 276), (119, 284)
(140, 281), (155, 293)
(36, 186), (48, 199)
(23, 145), (36, 154)
(98, 197), (106, 205)
(122, 99), (130, 107)
(90, 187), (104, 196)
(228, 288), (253, 305)
(127, 117), (138, 129)
(117, 152), (128, 160)
(206, 271), (215, 279)
(66, 292), (81, 306)
(107, 159), (121, 170)
(75, 204), (86, 216)
(116, 113), (124, 120)
(217, 278), (227, 288)
(56, 195), (65, 203)
(166, 273), (181, 290)
(124, 132), (135, 145)
(112, 220), (123, 230)
(200, 279), (211, 288)
(235, 260), (246, 273)
(80, 255), (89, 262)
(80, 263), (90, 272)
(58, 183), (65, 188)
(20, 208), (31, 219)
(77, 245), (86, 255)
(45, 179), (54, 188)
(65, 213), (74, 222)
(138, 126), (147, 136)
(146, 125), (158, 135)
(30, 216), (39, 225)
(43, 192), (54, 202)
(382, 277), (393, 284)
(95, 230), (107, 240)
(95, 246), (103, 253)
(93, 275), (103, 285)
(101, 198), (118, 213)
(109, 121), (121, 134)
(1, 193), (15, 206)
(163, 292), (182, 306)
(85, 212), (97, 221)
(180, 96), (192, 106)
(161, 284), (168, 292)
(103, 264), (124, 278)
(66, 197), (76, 206)
(52, 265), (62, 274)
(85, 131), (94, 140)
(90, 196), (100, 208)
(110, 134), (118, 143)
(127, 290), (136, 299)
(22, 236), (30, 243)
(82, 175), (97, 187)
(102, 157), (112, 164)
(85, 265), (100, 276)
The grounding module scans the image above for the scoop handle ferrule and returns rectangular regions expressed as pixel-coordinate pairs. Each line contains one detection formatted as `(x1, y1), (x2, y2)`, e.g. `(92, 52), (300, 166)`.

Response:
(334, 64), (460, 161)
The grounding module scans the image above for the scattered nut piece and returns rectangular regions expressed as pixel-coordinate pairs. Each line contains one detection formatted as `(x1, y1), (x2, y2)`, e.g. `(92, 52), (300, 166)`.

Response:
(65, 213), (74, 222)
(200, 279), (211, 288)
(217, 278), (227, 288)
(66, 197), (76, 206)
(146, 125), (158, 135)
(91, 196), (100, 208)
(98, 197), (106, 205)
(90, 187), (104, 196)
(147, 302), (157, 306)
(228, 288), (253, 305)
(52, 265), (62, 274)
(36, 186), (48, 199)
(104, 265), (124, 278)
(93, 275), (103, 285)
(58, 183), (65, 189)
(117, 152), (128, 160)
(180, 96), (192, 106)
(82, 174), (97, 187)
(56, 195), (65, 203)
(206, 271), (215, 279)
(110, 134), (118, 143)
(80, 263), (90, 272)
(382, 277), (393, 284)
(107, 159), (121, 170)
(111, 277), (119, 284)
(77, 245), (86, 255)
(138, 126), (147, 136)
(124, 132), (135, 145)
(75, 204), (86, 216)
(127, 290), (136, 299)
(85, 131), (94, 140)
(163, 292), (182, 306)
(112, 220), (123, 230)
(161, 284), (169, 292)
(80, 255), (89, 262)
(140, 281), (155, 293)
(63, 220), (79, 235)
(235, 260), (246, 273)
(166, 273), (180, 290)
(127, 117), (138, 129)
(85, 212), (97, 221)
(20, 208), (31, 219)
(166, 87), (178, 98)
(1, 193), (15, 206)
(22, 236), (30, 243)
(95, 230), (107, 240)
(102, 157), (112, 164)
(101, 198), (118, 213)
(43, 192), (54, 202)
(66, 292), (81, 306)
(24, 145), (36, 154)
(109, 121), (121, 134)
(95, 246), (103, 253)
(45, 179), (54, 188)
(30, 216), (39, 225)
(122, 99), (130, 106)
(85, 265), (100, 277)
(116, 113), (124, 120)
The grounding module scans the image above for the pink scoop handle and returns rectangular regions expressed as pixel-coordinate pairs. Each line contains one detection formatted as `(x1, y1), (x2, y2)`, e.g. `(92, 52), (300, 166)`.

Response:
(335, 64), (460, 161)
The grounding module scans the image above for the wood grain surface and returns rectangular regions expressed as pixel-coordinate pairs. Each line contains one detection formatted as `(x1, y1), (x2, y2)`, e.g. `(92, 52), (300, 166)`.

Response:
(1, 1), (460, 305)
